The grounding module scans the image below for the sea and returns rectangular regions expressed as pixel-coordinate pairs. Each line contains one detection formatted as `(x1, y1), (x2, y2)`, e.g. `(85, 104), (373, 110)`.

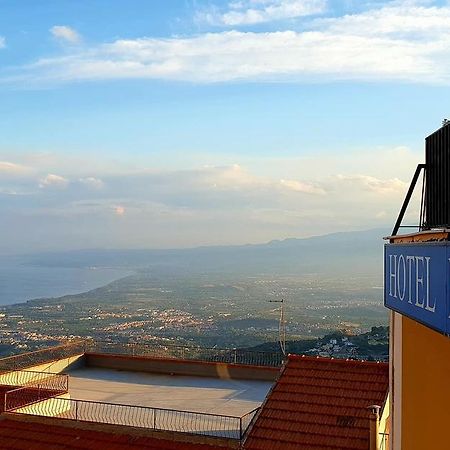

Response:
(0, 258), (132, 306)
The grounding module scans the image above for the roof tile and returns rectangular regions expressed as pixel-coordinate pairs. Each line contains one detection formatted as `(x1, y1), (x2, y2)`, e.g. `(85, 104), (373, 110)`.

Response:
(0, 418), (225, 450)
(244, 355), (388, 450)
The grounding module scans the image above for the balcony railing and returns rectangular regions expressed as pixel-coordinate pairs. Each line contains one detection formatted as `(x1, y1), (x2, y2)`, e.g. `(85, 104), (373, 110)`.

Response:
(5, 394), (259, 440)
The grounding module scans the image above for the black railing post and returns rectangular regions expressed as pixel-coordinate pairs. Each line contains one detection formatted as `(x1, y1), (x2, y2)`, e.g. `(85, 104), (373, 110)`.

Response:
(392, 164), (426, 236)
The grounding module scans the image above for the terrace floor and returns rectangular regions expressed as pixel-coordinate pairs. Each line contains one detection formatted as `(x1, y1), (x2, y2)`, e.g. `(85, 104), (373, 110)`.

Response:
(67, 367), (273, 416)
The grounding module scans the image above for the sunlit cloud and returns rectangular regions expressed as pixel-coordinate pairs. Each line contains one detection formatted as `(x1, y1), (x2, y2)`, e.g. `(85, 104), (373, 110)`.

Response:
(0, 145), (423, 252)
(38, 173), (69, 189)
(0, 161), (33, 176)
(334, 174), (408, 194)
(114, 205), (126, 216)
(280, 179), (326, 195)
(50, 25), (81, 44)
(0, 37), (5, 49)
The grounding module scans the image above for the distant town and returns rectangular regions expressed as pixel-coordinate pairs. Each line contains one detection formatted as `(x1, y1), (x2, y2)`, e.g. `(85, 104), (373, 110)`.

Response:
(0, 271), (388, 360)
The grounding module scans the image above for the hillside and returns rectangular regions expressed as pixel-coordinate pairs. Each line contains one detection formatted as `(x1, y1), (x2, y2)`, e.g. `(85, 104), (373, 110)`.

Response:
(22, 228), (389, 278)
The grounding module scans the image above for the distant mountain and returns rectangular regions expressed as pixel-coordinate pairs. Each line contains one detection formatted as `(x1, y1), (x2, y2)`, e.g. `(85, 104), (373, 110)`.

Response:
(22, 228), (389, 278)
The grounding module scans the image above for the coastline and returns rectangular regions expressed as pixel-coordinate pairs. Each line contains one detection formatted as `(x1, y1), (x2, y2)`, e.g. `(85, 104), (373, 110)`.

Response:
(0, 264), (133, 307)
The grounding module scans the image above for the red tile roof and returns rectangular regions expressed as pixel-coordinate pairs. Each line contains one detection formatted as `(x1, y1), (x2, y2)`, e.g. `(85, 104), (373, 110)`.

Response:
(244, 355), (389, 450)
(0, 418), (229, 450)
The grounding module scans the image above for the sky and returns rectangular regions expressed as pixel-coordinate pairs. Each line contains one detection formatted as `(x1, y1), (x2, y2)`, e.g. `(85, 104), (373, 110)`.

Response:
(1, 0), (450, 254)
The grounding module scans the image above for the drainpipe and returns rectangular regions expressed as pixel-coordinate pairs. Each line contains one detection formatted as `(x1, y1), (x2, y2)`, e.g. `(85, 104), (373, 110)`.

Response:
(368, 404), (381, 450)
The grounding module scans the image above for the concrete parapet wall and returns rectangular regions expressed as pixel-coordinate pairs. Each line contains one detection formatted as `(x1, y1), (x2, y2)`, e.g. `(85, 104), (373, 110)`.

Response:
(0, 370), (52, 386)
(22, 354), (85, 374)
(85, 354), (280, 381)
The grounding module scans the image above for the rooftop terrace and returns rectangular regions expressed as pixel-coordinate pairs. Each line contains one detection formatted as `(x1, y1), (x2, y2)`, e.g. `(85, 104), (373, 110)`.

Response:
(0, 340), (281, 442)
(0, 341), (391, 449)
(67, 367), (270, 416)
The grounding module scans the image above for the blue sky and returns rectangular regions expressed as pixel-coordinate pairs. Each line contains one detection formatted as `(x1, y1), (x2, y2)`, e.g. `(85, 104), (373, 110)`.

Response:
(1, 0), (450, 253)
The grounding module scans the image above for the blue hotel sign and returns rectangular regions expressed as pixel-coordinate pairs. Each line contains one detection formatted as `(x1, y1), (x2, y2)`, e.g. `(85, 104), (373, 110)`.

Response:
(384, 243), (450, 334)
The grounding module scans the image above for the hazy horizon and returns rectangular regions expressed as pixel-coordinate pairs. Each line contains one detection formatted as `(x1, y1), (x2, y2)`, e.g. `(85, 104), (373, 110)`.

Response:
(0, 227), (385, 306)
(2, 226), (388, 258)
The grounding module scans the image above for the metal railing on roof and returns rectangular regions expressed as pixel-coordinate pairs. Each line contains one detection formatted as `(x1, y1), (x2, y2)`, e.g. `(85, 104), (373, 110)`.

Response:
(0, 369), (68, 389)
(0, 339), (284, 372)
(0, 340), (85, 372)
(86, 341), (284, 367)
(4, 394), (259, 441)
(3, 372), (68, 411)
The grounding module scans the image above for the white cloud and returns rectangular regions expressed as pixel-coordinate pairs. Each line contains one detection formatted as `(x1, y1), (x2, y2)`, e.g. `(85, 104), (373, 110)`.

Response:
(334, 174), (408, 194)
(39, 174), (69, 189)
(7, 2), (450, 85)
(0, 36), (5, 48)
(163, 164), (327, 199)
(50, 25), (81, 44)
(0, 161), (33, 176)
(199, 0), (326, 26)
(245, 146), (421, 188)
(318, 5), (450, 37)
(202, 164), (262, 189)
(79, 177), (104, 189)
(0, 163), (417, 251)
(280, 178), (326, 194)
(15, 31), (429, 83)
(0, 145), (425, 251)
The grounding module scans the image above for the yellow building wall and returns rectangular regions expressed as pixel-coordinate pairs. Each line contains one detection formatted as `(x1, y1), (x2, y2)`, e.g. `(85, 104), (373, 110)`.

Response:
(402, 316), (450, 450)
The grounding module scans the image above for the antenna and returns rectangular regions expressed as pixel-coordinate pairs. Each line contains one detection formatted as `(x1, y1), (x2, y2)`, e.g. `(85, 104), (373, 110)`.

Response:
(269, 299), (286, 356)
